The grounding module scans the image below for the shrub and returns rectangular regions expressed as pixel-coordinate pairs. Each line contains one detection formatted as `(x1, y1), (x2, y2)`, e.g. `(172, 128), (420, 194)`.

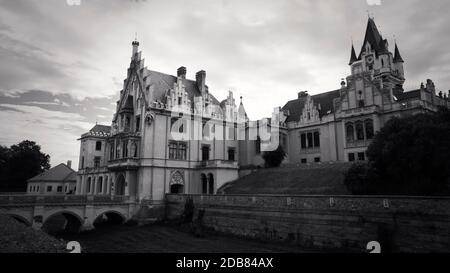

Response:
(262, 145), (286, 168)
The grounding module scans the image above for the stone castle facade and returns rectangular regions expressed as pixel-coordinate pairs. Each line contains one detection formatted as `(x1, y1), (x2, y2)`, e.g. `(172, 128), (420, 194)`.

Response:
(75, 18), (450, 207)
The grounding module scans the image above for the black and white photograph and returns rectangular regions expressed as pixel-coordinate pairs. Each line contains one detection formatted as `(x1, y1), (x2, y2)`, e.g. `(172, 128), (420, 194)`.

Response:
(0, 0), (449, 268)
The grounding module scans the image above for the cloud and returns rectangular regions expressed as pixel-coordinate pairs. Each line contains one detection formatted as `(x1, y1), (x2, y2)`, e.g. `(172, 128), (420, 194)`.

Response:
(0, 0), (450, 167)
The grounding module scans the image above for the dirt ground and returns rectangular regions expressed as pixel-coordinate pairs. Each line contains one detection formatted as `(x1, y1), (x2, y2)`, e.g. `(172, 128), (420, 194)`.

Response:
(59, 223), (315, 253)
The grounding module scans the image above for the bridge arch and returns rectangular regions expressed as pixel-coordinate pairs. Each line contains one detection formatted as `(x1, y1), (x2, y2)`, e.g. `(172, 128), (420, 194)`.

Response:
(93, 210), (126, 228)
(7, 214), (32, 226)
(42, 210), (84, 234)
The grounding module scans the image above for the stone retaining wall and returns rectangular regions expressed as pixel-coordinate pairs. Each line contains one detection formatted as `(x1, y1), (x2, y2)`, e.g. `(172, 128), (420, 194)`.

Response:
(165, 194), (450, 253)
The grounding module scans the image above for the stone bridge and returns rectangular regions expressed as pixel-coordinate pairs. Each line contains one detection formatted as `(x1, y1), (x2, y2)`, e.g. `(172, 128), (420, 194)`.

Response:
(0, 195), (138, 232)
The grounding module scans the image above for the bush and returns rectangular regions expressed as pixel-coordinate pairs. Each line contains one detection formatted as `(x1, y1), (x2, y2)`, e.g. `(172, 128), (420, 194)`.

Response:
(262, 145), (286, 168)
(343, 162), (378, 195)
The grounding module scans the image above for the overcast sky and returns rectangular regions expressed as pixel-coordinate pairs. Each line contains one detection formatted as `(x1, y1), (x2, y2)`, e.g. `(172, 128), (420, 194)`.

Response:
(1, 0), (449, 169)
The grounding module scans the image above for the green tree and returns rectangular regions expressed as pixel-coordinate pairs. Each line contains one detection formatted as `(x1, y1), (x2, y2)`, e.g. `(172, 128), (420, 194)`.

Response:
(345, 108), (450, 195)
(0, 140), (50, 192)
(262, 145), (286, 168)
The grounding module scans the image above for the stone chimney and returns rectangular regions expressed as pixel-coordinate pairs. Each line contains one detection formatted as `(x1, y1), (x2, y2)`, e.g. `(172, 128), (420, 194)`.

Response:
(298, 91), (308, 99)
(196, 70), (206, 94)
(177, 66), (187, 79)
(67, 160), (72, 169)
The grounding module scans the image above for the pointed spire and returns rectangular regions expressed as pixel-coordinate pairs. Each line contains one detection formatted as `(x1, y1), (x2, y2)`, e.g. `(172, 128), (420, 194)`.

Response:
(359, 17), (384, 58)
(393, 43), (404, 63)
(349, 43), (358, 65)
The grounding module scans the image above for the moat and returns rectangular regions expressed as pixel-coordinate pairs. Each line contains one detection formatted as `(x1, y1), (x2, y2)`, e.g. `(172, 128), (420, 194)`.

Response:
(57, 223), (314, 253)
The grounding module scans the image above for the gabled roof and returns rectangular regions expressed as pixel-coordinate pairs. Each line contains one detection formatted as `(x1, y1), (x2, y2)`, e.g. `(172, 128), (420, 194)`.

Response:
(145, 69), (220, 105)
(282, 89), (341, 123)
(28, 163), (76, 183)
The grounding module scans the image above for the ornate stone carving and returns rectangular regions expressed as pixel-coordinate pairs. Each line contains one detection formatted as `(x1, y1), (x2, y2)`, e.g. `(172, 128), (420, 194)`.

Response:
(170, 170), (185, 186)
(145, 111), (155, 125)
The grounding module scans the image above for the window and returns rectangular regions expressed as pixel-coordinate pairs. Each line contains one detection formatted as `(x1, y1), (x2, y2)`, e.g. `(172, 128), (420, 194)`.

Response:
(301, 158), (307, 164)
(314, 157), (321, 163)
(171, 117), (184, 133)
(81, 156), (85, 169)
(348, 153), (355, 162)
(300, 133), (307, 149)
(110, 145), (114, 160)
(169, 141), (187, 160)
(65, 185), (68, 193)
(136, 116), (141, 132)
(358, 152), (366, 161)
(95, 141), (102, 151)
(123, 142), (128, 158)
(47, 186), (53, 192)
(307, 133), (313, 148)
(87, 178), (91, 193)
(37, 186), (39, 193)
(178, 97), (182, 105)
(365, 119), (374, 140)
(256, 137), (261, 154)
(228, 126), (235, 140)
(203, 122), (210, 137)
(346, 123), (355, 142)
(94, 157), (101, 168)
(202, 145), (210, 161)
(116, 143), (121, 159)
(356, 121), (365, 140)
(313, 132), (320, 147)
(57, 186), (63, 193)
(228, 148), (235, 161)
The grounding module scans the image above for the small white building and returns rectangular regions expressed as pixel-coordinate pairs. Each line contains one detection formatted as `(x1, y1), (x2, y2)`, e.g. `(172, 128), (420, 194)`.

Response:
(27, 162), (77, 195)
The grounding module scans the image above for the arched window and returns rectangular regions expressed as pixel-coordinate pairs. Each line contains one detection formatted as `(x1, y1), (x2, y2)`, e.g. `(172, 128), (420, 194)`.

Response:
(87, 177), (92, 194)
(356, 121), (365, 140)
(133, 142), (138, 158)
(346, 123), (354, 142)
(201, 174), (208, 194)
(365, 119), (374, 140)
(123, 142), (128, 158)
(208, 173), (214, 195)
(98, 176), (103, 195)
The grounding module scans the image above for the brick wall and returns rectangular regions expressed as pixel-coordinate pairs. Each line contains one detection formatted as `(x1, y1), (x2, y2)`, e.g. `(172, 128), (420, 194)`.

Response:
(165, 194), (450, 253)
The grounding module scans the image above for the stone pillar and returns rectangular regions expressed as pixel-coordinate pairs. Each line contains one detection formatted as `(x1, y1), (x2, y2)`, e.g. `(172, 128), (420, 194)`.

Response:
(93, 177), (97, 195)
(81, 205), (95, 231)
(32, 205), (45, 230)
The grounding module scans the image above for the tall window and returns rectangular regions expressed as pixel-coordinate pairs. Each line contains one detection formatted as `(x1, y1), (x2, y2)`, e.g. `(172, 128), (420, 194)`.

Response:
(110, 144), (114, 160)
(80, 156), (84, 169)
(365, 119), (374, 140)
(301, 133), (307, 149)
(95, 141), (102, 151)
(202, 145), (210, 161)
(228, 148), (235, 161)
(116, 143), (121, 159)
(307, 133), (313, 148)
(136, 116), (141, 132)
(123, 142), (128, 158)
(169, 141), (187, 160)
(313, 132), (320, 147)
(346, 123), (354, 142)
(94, 157), (101, 168)
(356, 121), (365, 140)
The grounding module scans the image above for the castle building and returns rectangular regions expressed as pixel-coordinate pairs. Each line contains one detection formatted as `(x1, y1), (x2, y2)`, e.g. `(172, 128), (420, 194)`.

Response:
(76, 17), (449, 209)
(280, 17), (450, 165)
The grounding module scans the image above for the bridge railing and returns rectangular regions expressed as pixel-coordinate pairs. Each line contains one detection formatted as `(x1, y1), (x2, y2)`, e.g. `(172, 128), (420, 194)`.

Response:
(0, 195), (130, 205)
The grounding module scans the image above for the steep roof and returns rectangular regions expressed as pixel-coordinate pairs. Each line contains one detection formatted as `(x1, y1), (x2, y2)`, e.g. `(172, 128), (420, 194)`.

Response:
(349, 44), (358, 65)
(282, 89), (341, 123)
(358, 18), (388, 58)
(146, 69), (220, 105)
(28, 163), (76, 183)
(393, 43), (404, 63)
